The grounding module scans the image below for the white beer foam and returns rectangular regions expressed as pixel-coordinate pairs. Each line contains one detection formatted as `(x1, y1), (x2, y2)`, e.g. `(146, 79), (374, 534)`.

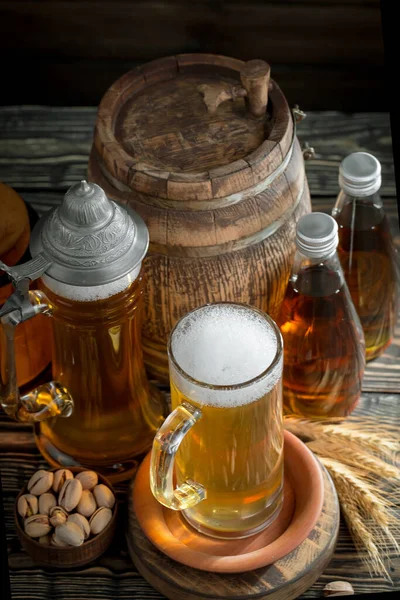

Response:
(41, 264), (141, 302)
(170, 304), (283, 407)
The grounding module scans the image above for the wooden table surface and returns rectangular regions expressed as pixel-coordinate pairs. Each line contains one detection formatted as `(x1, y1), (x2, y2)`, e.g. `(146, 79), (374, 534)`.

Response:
(0, 107), (399, 599)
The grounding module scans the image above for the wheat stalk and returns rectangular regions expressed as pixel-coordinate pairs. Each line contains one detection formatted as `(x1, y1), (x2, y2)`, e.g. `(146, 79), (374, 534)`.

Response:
(284, 416), (399, 463)
(321, 457), (399, 548)
(323, 427), (398, 459)
(306, 439), (400, 481)
(341, 498), (390, 578)
(321, 457), (397, 580)
(284, 416), (400, 581)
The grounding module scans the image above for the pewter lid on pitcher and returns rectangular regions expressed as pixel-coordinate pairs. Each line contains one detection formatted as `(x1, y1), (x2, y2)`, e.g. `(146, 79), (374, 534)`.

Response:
(29, 181), (149, 287)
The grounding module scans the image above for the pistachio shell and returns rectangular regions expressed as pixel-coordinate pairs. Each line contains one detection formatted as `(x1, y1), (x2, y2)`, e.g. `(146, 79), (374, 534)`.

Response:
(27, 470), (54, 496)
(75, 470), (98, 490)
(51, 532), (69, 547)
(76, 489), (97, 518)
(38, 534), (51, 545)
(38, 492), (57, 515)
(54, 522), (84, 547)
(68, 513), (90, 540)
(323, 581), (355, 596)
(24, 514), (51, 538)
(52, 469), (74, 493)
(17, 494), (38, 518)
(59, 478), (82, 512)
(93, 484), (115, 509)
(89, 506), (112, 535)
(49, 506), (68, 527)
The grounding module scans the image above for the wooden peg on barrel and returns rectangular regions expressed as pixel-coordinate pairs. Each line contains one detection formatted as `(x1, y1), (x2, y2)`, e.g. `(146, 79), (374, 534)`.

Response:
(240, 59), (271, 118)
(198, 59), (271, 118)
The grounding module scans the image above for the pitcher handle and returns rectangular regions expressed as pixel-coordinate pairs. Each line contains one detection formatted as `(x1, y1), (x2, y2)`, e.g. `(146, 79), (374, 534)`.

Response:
(0, 257), (74, 423)
(150, 400), (206, 510)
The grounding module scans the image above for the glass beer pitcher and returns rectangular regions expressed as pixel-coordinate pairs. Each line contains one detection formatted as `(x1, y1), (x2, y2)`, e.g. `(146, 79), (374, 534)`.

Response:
(0, 181), (165, 482)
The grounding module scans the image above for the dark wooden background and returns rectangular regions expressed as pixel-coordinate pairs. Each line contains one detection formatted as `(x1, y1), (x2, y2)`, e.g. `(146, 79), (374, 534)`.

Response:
(0, 0), (385, 111)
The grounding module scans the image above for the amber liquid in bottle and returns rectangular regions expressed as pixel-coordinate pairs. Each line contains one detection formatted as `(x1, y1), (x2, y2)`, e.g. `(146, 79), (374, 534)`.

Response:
(334, 198), (399, 361)
(278, 256), (365, 418)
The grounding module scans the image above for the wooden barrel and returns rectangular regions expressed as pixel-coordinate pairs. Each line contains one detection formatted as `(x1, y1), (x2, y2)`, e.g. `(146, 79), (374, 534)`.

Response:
(88, 54), (311, 381)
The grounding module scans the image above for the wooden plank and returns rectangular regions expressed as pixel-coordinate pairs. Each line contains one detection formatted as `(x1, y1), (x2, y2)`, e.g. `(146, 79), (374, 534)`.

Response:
(1, 393), (399, 599)
(0, 2), (383, 65)
(0, 107), (399, 600)
(0, 108), (396, 196)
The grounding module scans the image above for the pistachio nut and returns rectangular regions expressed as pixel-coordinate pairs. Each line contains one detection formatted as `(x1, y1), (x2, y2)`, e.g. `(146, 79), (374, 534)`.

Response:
(17, 494), (38, 518)
(49, 506), (68, 527)
(54, 522), (84, 547)
(323, 582), (355, 597)
(38, 534), (51, 546)
(76, 489), (97, 518)
(75, 470), (98, 490)
(59, 478), (82, 512)
(93, 484), (115, 509)
(51, 532), (69, 547)
(27, 470), (54, 496)
(52, 469), (74, 494)
(89, 506), (112, 535)
(38, 492), (57, 516)
(68, 513), (90, 540)
(24, 514), (51, 538)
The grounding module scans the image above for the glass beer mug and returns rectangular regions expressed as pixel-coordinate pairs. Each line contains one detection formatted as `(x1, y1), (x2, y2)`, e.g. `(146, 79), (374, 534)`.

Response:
(0, 181), (164, 482)
(151, 302), (284, 539)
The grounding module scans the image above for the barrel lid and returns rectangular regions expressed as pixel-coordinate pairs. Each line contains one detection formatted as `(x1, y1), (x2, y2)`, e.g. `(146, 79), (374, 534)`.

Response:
(93, 54), (293, 203)
(29, 181), (149, 286)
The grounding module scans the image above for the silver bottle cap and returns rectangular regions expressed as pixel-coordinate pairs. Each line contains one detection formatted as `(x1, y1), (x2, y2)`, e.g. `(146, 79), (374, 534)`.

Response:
(339, 152), (382, 197)
(30, 181), (149, 286)
(296, 212), (338, 258)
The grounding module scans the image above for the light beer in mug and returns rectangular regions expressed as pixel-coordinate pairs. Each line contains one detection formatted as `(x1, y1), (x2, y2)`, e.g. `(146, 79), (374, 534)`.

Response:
(151, 302), (284, 539)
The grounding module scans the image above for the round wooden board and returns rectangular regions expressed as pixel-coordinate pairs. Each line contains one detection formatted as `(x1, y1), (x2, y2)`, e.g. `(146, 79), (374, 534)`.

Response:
(126, 462), (339, 600)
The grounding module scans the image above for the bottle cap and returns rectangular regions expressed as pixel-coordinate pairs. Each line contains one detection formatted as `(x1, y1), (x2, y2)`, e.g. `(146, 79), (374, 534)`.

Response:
(339, 152), (382, 197)
(296, 212), (338, 258)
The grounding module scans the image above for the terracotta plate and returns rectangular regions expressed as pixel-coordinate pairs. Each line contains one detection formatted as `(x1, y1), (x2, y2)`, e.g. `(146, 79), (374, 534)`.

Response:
(132, 430), (324, 574)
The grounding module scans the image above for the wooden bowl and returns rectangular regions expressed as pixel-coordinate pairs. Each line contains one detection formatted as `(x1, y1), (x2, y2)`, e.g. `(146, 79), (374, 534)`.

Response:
(14, 466), (118, 568)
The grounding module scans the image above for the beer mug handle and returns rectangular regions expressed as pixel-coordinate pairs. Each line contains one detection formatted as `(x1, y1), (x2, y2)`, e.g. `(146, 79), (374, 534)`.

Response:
(150, 400), (206, 510)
